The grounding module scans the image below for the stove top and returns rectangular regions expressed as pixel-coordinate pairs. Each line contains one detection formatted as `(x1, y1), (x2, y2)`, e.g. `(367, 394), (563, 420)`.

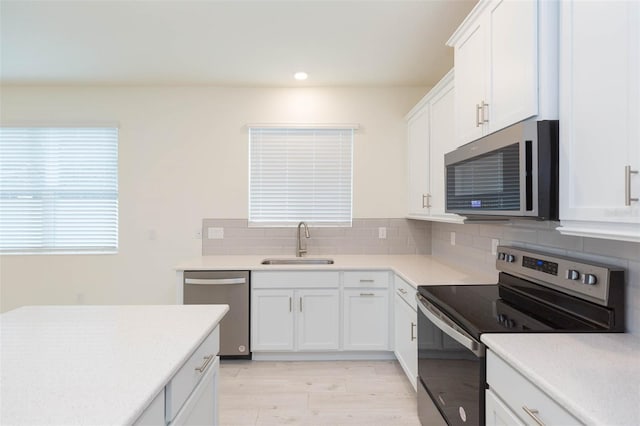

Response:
(418, 246), (626, 339)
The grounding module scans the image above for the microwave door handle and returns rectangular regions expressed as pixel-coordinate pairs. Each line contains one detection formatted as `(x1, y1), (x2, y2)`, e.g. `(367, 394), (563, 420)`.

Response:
(416, 294), (483, 357)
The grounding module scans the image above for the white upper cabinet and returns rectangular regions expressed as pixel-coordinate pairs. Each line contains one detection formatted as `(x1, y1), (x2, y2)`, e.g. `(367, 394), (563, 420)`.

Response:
(407, 105), (430, 217)
(428, 76), (457, 218)
(448, 0), (558, 146)
(452, 19), (487, 145)
(406, 70), (463, 222)
(557, 0), (640, 242)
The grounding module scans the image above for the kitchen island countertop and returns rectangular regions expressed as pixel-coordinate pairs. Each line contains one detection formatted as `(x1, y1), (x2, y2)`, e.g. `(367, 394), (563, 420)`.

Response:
(0, 304), (229, 425)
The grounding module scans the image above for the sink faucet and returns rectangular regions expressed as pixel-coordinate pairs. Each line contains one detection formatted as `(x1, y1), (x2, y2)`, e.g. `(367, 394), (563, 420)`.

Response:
(296, 221), (311, 257)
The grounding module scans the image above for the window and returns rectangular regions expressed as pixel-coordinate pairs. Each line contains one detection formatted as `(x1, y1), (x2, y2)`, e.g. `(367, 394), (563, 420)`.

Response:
(0, 127), (118, 253)
(249, 126), (354, 226)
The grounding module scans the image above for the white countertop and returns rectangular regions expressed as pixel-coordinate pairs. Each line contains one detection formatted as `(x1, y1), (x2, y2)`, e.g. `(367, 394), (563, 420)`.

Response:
(482, 333), (640, 426)
(0, 304), (229, 425)
(175, 254), (498, 288)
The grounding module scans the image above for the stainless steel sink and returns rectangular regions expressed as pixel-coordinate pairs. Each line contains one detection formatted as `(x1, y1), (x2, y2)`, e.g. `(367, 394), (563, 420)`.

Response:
(261, 258), (334, 265)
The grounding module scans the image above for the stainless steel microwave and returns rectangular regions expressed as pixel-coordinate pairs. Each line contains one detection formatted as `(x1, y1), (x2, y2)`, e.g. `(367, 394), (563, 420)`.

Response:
(445, 119), (559, 220)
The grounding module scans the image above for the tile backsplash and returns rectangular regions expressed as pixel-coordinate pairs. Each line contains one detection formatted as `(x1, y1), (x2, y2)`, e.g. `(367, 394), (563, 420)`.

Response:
(200, 217), (640, 336)
(430, 220), (640, 336)
(202, 218), (432, 256)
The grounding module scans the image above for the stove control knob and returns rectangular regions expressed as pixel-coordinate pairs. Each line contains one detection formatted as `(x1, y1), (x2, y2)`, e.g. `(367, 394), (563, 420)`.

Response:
(506, 254), (516, 263)
(506, 319), (516, 328)
(498, 252), (506, 261)
(566, 269), (580, 280)
(582, 274), (598, 285)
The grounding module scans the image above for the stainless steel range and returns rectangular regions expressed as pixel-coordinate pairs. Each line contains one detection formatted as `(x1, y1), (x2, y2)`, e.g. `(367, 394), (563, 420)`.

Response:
(416, 246), (625, 426)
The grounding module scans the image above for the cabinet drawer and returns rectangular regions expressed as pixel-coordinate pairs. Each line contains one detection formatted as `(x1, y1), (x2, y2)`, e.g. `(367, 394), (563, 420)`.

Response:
(486, 351), (581, 426)
(343, 271), (389, 288)
(166, 326), (220, 423)
(252, 271), (340, 289)
(394, 275), (417, 310)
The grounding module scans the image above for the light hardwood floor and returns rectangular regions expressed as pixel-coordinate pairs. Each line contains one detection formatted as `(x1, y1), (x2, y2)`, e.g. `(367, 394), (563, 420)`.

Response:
(219, 360), (420, 426)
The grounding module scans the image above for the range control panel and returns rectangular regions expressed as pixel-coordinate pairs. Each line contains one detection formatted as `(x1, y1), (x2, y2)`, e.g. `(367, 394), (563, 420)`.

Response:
(522, 256), (559, 276)
(495, 246), (622, 306)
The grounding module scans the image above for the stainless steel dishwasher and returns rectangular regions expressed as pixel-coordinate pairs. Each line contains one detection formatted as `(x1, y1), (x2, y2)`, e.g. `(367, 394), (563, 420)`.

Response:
(183, 270), (250, 358)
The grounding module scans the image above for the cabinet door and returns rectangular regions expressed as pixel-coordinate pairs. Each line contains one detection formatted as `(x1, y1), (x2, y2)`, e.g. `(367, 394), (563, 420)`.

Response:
(394, 294), (417, 390)
(296, 289), (340, 351)
(170, 357), (219, 426)
(558, 0), (640, 239)
(454, 19), (487, 145)
(488, 0), (538, 131)
(251, 289), (294, 351)
(343, 289), (389, 350)
(485, 389), (525, 426)
(407, 105), (430, 216)
(428, 79), (456, 216)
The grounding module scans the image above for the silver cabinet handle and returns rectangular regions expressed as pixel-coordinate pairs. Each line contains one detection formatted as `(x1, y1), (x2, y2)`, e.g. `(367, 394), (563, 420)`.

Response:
(359, 293), (375, 296)
(398, 288), (408, 295)
(185, 277), (246, 285)
(421, 194), (431, 208)
(195, 354), (214, 373)
(289, 296), (292, 312)
(410, 322), (416, 341)
(359, 279), (375, 283)
(481, 101), (489, 123)
(476, 103), (482, 127)
(522, 406), (545, 426)
(625, 165), (638, 205)
(300, 297), (303, 312)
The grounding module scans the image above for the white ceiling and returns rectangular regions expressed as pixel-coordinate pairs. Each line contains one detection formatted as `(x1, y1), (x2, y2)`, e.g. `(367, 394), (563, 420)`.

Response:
(0, 0), (477, 87)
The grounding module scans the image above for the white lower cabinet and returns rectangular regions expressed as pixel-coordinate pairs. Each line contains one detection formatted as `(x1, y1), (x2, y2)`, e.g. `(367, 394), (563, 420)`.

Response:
(343, 289), (389, 350)
(486, 350), (581, 425)
(251, 271), (340, 352)
(486, 389), (525, 426)
(170, 357), (219, 426)
(297, 289), (340, 350)
(252, 289), (295, 350)
(393, 275), (417, 390)
(134, 326), (221, 426)
(252, 270), (392, 353)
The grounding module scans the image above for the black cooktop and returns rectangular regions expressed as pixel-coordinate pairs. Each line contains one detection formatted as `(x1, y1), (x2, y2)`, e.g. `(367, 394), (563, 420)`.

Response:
(418, 278), (617, 340)
(418, 246), (626, 339)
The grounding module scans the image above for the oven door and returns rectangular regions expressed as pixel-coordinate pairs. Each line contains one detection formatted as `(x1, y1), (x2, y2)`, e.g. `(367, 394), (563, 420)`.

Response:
(416, 293), (486, 426)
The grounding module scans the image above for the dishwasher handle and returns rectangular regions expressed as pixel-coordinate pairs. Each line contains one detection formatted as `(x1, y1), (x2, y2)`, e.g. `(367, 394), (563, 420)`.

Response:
(185, 277), (246, 285)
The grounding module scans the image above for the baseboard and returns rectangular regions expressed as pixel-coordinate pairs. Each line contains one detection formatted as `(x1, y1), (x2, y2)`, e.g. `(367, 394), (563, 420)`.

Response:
(251, 351), (396, 361)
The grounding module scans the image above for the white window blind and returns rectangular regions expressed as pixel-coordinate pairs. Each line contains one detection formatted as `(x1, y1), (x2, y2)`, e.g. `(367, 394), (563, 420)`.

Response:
(249, 127), (353, 226)
(0, 127), (118, 253)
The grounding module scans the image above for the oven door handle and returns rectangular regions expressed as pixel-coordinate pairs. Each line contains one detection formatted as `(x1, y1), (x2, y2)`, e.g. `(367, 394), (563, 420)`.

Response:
(416, 293), (484, 357)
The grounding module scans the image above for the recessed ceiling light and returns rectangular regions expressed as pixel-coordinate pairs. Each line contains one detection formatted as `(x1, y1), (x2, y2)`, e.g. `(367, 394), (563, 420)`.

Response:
(294, 72), (308, 81)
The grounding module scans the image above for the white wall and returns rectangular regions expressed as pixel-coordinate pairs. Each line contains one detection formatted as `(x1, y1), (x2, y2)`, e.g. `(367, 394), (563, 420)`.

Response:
(0, 85), (427, 312)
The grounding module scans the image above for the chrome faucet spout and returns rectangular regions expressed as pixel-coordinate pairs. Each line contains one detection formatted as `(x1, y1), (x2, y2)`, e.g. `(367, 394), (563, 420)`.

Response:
(296, 221), (310, 257)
